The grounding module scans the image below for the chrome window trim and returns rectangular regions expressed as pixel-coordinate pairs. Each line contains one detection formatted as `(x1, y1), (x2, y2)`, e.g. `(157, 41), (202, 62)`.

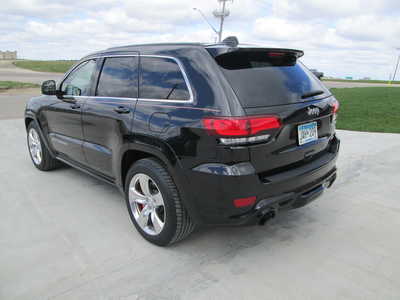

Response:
(61, 54), (194, 104)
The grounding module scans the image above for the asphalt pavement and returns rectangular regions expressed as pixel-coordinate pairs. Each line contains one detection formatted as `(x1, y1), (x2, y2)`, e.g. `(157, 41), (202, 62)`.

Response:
(0, 61), (62, 84)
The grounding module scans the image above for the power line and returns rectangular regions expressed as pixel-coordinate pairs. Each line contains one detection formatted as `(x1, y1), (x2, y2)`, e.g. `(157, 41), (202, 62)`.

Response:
(193, 8), (219, 36)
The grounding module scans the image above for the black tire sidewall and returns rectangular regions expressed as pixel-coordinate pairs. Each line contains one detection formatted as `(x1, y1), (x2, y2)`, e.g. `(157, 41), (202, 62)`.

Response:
(124, 160), (178, 246)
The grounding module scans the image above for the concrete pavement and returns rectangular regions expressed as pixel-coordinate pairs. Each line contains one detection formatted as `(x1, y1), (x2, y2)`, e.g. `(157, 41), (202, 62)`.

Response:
(0, 88), (40, 120)
(1, 118), (400, 300)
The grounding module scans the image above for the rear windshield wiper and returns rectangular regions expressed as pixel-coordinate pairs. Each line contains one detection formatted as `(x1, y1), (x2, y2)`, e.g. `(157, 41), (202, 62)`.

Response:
(166, 84), (178, 99)
(301, 90), (324, 99)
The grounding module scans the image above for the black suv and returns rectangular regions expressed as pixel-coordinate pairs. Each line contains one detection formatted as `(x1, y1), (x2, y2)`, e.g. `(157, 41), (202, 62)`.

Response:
(25, 38), (340, 246)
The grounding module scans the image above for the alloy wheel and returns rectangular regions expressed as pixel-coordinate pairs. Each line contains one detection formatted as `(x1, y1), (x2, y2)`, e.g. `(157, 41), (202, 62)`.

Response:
(129, 173), (166, 235)
(28, 128), (42, 165)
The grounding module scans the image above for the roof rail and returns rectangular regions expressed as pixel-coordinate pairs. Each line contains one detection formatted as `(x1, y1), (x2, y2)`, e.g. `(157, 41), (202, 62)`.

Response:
(222, 36), (239, 47)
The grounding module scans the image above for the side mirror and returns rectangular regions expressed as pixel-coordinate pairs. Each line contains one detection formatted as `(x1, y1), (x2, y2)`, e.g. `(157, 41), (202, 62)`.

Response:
(41, 80), (57, 95)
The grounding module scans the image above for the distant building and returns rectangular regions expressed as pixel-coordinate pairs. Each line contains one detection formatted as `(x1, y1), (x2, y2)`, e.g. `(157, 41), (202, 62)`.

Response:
(0, 51), (17, 60)
(345, 76), (353, 80)
(361, 77), (371, 80)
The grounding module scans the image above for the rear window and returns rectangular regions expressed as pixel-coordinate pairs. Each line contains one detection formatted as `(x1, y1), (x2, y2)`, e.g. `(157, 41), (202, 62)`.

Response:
(139, 57), (190, 101)
(96, 57), (138, 98)
(213, 50), (329, 107)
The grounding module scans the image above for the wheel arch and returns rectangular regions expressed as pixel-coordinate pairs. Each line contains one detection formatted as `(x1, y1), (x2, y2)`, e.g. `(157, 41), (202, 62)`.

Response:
(118, 142), (201, 224)
(25, 117), (34, 130)
(119, 142), (179, 191)
(24, 114), (57, 158)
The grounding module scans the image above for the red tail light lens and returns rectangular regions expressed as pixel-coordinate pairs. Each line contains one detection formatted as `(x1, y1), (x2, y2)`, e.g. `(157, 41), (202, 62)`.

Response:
(233, 196), (256, 208)
(202, 116), (281, 137)
(332, 100), (339, 114)
(268, 52), (285, 57)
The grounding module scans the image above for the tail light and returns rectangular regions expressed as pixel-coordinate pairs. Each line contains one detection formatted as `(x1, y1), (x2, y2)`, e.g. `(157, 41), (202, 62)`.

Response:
(233, 196), (256, 208)
(268, 52), (285, 57)
(332, 100), (339, 114)
(331, 100), (339, 129)
(202, 116), (281, 145)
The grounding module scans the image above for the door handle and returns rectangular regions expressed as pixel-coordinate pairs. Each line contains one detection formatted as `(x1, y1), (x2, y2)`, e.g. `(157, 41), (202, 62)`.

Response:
(70, 103), (81, 109)
(114, 106), (131, 114)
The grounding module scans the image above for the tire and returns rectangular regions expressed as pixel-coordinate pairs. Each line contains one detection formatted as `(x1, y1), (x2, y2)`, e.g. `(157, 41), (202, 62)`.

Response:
(124, 158), (195, 246)
(27, 121), (62, 171)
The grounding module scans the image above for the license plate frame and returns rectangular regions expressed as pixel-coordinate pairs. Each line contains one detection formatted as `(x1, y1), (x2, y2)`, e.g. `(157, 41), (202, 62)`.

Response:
(297, 121), (318, 146)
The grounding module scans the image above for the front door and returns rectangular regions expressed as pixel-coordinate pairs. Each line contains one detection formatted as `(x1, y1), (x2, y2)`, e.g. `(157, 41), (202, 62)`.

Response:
(82, 55), (139, 178)
(44, 59), (97, 165)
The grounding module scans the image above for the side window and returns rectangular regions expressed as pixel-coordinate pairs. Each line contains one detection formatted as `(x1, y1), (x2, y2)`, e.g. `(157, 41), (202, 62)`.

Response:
(96, 57), (138, 98)
(62, 60), (96, 96)
(140, 57), (190, 101)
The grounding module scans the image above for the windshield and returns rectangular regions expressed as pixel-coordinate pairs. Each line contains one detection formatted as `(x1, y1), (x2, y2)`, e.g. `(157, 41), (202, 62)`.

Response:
(213, 50), (330, 108)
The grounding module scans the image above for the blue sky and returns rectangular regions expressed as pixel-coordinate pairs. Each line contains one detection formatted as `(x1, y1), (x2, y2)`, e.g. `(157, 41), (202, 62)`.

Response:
(1, 0), (400, 79)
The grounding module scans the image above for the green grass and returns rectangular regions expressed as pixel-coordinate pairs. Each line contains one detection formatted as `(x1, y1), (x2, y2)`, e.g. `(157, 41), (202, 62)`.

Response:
(323, 78), (400, 85)
(13, 60), (77, 73)
(0, 81), (39, 91)
(331, 87), (400, 133)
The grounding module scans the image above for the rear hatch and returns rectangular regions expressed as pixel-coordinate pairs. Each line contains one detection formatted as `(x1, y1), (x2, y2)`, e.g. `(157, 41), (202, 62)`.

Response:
(207, 47), (338, 176)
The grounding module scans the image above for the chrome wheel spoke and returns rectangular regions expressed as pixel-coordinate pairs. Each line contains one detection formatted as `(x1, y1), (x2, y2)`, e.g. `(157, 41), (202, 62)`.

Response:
(136, 208), (149, 228)
(151, 211), (164, 234)
(36, 148), (42, 160)
(139, 175), (151, 197)
(29, 133), (34, 145)
(129, 188), (147, 205)
(152, 192), (164, 207)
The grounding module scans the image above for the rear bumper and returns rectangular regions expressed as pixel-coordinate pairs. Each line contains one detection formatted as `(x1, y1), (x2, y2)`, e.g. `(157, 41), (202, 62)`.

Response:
(183, 136), (340, 226)
(231, 168), (336, 226)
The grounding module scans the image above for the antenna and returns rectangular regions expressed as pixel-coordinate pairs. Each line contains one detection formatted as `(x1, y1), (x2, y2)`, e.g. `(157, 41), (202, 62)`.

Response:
(222, 36), (239, 47)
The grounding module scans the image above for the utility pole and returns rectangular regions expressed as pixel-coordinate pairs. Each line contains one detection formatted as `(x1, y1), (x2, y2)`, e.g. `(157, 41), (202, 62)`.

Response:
(392, 48), (400, 82)
(194, 0), (232, 43)
(213, 0), (233, 42)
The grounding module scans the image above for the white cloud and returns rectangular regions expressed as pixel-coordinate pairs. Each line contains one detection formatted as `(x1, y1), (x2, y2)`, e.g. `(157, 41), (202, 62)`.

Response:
(253, 17), (320, 42)
(0, 0), (399, 79)
(272, 0), (400, 19)
(336, 15), (400, 43)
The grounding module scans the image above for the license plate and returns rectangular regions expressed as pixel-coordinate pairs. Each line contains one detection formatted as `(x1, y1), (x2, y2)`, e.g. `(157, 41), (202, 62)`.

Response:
(298, 122), (318, 145)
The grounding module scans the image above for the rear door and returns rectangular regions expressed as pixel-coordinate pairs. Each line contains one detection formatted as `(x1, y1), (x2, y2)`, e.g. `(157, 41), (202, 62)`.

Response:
(82, 54), (139, 178)
(211, 49), (336, 174)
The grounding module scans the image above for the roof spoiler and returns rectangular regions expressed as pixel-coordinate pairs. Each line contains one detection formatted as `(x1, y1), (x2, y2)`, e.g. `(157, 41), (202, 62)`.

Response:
(206, 46), (304, 59)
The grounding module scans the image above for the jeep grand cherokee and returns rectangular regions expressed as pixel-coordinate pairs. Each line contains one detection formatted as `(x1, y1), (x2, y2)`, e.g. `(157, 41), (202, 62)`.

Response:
(25, 37), (340, 246)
